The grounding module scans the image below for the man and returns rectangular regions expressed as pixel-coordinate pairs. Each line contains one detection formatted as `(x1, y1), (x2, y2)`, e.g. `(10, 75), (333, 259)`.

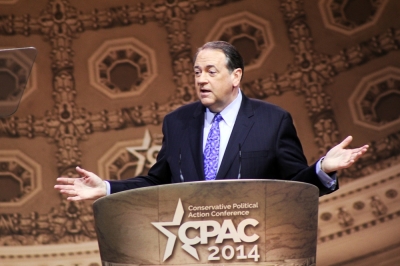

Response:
(55, 41), (368, 200)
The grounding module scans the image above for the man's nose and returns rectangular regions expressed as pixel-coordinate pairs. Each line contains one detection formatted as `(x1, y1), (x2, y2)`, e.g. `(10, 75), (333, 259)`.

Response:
(196, 72), (208, 85)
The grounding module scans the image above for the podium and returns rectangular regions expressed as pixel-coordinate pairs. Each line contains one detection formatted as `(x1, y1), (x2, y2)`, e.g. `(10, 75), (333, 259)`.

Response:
(93, 180), (319, 266)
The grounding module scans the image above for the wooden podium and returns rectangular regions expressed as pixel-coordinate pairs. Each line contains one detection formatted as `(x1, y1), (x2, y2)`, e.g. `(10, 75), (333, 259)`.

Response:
(93, 180), (319, 266)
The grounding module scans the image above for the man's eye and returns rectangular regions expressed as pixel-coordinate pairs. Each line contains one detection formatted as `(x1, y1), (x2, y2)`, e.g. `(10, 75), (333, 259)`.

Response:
(194, 71), (200, 76)
(209, 71), (216, 75)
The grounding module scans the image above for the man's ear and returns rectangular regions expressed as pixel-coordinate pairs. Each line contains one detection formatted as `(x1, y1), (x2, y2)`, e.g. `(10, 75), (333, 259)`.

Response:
(231, 68), (242, 87)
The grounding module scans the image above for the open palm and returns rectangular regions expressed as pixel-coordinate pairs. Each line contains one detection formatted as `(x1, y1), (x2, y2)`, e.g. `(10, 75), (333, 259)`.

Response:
(54, 166), (107, 201)
(322, 136), (369, 173)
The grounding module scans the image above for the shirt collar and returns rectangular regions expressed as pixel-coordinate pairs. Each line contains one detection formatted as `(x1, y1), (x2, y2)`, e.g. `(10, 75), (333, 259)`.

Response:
(205, 89), (242, 127)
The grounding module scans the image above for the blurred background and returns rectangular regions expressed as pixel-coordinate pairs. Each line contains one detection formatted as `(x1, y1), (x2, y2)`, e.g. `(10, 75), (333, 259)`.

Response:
(0, 0), (399, 265)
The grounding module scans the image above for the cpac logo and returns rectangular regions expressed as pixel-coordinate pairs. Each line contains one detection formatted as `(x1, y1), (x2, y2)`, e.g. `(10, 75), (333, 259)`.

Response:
(152, 199), (259, 261)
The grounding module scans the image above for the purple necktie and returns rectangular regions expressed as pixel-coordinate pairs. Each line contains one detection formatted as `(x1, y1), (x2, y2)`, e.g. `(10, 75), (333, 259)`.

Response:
(204, 113), (223, 180)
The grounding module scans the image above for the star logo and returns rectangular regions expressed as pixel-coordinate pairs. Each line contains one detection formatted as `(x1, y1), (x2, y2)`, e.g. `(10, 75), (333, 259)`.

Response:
(151, 198), (185, 261)
(126, 130), (162, 175)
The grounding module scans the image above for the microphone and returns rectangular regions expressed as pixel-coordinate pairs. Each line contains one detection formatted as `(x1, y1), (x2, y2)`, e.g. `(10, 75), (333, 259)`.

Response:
(179, 148), (184, 182)
(238, 143), (242, 179)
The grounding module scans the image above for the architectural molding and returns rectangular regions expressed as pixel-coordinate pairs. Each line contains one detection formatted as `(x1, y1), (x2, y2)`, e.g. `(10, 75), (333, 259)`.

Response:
(0, 150), (42, 207)
(318, 0), (389, 35)
(317, 165), (400, 264)
(318, 164), (400, 241)
(88, 37), (158, 99)
(0, 241), (100, 266)
(0, 198), (97, 246)
(349, 66), (400, 131)
(205, 11), (275, 72)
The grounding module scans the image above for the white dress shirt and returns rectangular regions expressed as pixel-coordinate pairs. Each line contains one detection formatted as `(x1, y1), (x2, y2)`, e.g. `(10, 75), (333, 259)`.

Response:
(203, 90), (243, 172)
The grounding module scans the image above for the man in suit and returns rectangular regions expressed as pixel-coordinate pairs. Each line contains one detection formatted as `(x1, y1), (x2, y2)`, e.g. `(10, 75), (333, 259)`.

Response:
(55, 41), (368, 200)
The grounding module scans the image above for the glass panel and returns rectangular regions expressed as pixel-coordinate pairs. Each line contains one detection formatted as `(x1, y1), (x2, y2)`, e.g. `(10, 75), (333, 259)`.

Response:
(0, 47), (37, 117)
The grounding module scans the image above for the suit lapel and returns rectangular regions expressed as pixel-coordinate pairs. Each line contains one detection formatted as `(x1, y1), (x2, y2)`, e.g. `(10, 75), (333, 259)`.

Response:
(187, 102), (206, 181)
(216, 95), (254, 179)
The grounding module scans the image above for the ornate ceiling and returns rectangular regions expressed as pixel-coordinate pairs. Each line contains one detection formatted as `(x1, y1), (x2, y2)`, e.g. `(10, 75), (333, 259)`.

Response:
(0, 0), (399, 265)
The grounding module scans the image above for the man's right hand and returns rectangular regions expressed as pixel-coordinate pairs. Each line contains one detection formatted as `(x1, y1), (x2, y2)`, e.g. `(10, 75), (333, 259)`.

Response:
(54, 166), (107, 201)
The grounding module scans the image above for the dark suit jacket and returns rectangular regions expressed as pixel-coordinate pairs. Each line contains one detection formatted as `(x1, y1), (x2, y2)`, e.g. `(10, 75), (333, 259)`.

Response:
(110, 93), (337, 196)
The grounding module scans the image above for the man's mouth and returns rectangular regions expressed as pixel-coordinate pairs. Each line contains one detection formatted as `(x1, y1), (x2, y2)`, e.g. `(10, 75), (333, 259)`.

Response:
(200, 88), (211, 94)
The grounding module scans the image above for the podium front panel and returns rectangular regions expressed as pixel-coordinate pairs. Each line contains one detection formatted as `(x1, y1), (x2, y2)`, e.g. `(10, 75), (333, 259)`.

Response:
(93, 180), (319, 265)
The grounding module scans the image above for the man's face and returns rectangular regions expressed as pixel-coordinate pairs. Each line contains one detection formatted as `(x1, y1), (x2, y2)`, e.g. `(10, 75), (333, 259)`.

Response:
(194, 49), (242, 113)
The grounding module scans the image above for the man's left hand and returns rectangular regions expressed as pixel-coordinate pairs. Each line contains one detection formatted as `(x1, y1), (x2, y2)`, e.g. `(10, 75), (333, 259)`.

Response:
(322, 136), (369, 173)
